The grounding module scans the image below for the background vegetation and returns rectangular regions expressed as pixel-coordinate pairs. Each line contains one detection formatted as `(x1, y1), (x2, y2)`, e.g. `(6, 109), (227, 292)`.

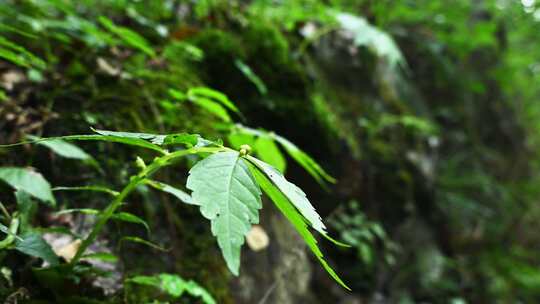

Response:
(1, 0), (540, 303)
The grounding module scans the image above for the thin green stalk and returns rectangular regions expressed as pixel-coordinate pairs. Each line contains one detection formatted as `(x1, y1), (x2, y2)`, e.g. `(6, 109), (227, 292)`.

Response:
(52, 186), (120, 197)
(0, 216), (19, 249)
(0, 201), (11, 220)
(69, 146), (225, 267)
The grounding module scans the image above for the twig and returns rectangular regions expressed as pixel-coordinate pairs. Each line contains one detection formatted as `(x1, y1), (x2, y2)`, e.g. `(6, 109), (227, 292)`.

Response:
(0, 201), (11, 220)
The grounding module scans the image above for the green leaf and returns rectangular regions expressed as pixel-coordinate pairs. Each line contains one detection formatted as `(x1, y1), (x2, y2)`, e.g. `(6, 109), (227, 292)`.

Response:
(0, 167), (55, 206)
(275, 135), (336, 185)
(246, 156), (326, 234)
(186, 151), (262, 275)
(359, 243), (372, 264)
(0, 89), (7, 102)
(119, 236), (167, 251)
(15, 190), (36, 233)
(55, 209), (149, 233)
(162, 133), (200, 147)
(0, 23), (39, 39)
(233, 124), (335, 185)
(52, 185), (119, 196)
(127, 274), (160, 287)
(336, 13), (406, 69)
(161, 274), (216, 303)
(127, 273), (216, 303)
(0, 48), (31, 68)
(168, 88), (187, 100)
(234, 59), (268, 95)
(248, 164), (350, 290)
(0, 217), (21, 248)
(321, 232), (352, 248)
(126, 275), (161, 289)
(228, 132), (256, 150)
(146, 180), (196, 205)
(191, 96), (231, 122)
(55, 208), (100, 216)
(112, 212), (150, 233)
(59, 134), (165, 153)
(181, 279), (217, 304)
(1, 131), (201, 153)
(82, 252), (118, 263)
(254, 136), (286, 173)
(168, 87), (239, 122)
(0, 134), (162, 154)
(188, 87), (240, 114)
(0, 36), (46, 69)
(172, 41), (205, 61)
(27, 135), (91, 160)
(98, 16), (155, 57)
(15, 232), (59, 266)
(195, 137), (222, 148)
(94, 129), (200, 148)
(159, 273), (185, 297)
(92, 129), (166, 145)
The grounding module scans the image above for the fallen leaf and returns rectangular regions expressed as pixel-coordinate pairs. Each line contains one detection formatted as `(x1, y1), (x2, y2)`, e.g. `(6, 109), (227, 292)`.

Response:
(97, 57), (121, 76)
(246, 225), (269, 252)
(54, 239), (81, 262)
(1, 70), (25, 90)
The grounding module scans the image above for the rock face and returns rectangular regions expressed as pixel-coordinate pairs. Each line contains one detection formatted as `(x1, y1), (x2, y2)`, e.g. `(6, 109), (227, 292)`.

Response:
(226, 17), (446, 302)
(231, 200), (315, 304)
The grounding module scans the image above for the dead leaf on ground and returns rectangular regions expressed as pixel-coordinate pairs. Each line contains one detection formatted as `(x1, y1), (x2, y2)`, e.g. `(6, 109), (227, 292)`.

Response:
(246, 225), (270, 252)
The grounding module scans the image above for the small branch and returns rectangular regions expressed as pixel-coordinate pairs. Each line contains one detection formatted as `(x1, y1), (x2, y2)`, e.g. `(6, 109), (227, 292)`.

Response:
(0, 217), (19, 249)
(0, 201), (11, 221)
(69, 146), (225, 267)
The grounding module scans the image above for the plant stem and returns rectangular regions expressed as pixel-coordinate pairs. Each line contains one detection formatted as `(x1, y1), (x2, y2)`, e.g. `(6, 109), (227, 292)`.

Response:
(0, 201), (11, 221)
(0, 216), (19, 249)
(69, 146), (225, 267)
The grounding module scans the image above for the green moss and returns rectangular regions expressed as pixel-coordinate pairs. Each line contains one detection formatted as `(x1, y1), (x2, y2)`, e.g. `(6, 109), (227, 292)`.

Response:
(243, 20), (290, 69)
(190, 29), (245, 68)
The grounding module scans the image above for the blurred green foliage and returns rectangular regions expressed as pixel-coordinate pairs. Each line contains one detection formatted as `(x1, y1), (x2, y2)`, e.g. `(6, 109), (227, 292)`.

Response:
(0, 0), (540, 303)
